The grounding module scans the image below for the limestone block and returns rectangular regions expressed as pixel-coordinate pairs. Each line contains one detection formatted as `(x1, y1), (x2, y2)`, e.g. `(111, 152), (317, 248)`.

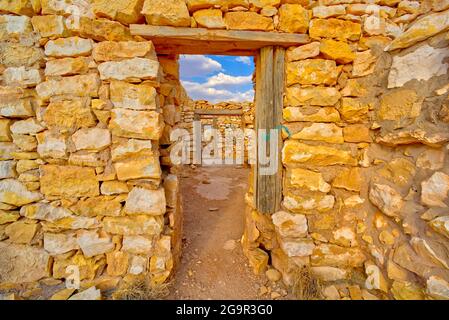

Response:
(114, 157), (162, 181)
(5, 220), (39, 244)
(44, 37), (93, 58)
(0, 160), (16, 179)
(2, 67), (42, 87)
(122, 235), (154, 255)
(98, 58), (160, 82)
(341, 79), (367, 97)
(43, 232), (79, 255)
(286, 86), (341, 107)
(10, 118), (44, 135)
(352, 50), (377, 77)
(124, 187), (166, 216)
(369, 183), (404, 218)
(109, 109), (164, 140)
(312, 5), (346, 18)
(311, 244), (366, 268)
(43, 98), (96, 133)
(77, 230), (114, 258)
(68, 287), (101, 300)
(283, 193), (335, 213)
(36, 74), (100, 100)
(386, 9), (449, 51)
(106, 251), (129, 276)
(0, 179), (42, 206)
(343, 124), (371, 143)
(282, 140), (357, 166)
(0, 99), (34, 118)
(388, 45), (449, 89)
(100, 181), (129, 195)
(72, 128), (111, 151)
(103, 215), (164, 236)
(283, 107), (341, 123)
(52, 252), (104, 281)
(287, 168), (331, 192)
(426, 276), (449, 300)
(249, 0), (279, 8)
(142, 0), (191, 27)
(286, 59), (339, 86)
(40, 165), (99, 198)
(338, 98), (369, 123)
(311, 266), (348, 282)
(332, 168), (361, 192)
(416, 149), (445, 170)
(111, 139), (155, 162)
(36, 130), (68, 159)
(0, 142), (19, 160)
(0, 1), (40, 17)
(193, 9), (226, 29)
(20, 203), (73, 222)
(421, 172), (449, 207)
(45, 57), (90, 76)
(286, 42), (320, 61)
(186, 0), (249, 12)
(0, 242), (49, 283)
(163, 174), (179, 208)
(76, 17), (134, 42)
(92, 41), (157, 62)
(0, 43), (44, 68)
(391, 281), (425, 300)
(279, 238), (315, 257)
(41, 0), (94, 17)
(71, 196), (122, 217)
(92, 0), (144, 25)
(278, 4), (309, 33)
(319, 39), (355, 64)
(31, 15), (68, 38)
(0, 211), (20, 225)
(0, 119), (11, 142)
(291, 123), (344, 144)
(429, 216), (449, 239)
(272, 211), (308, 238)
(309, 18), (361, 41)
(376, 129), (449, 147)
(378, 89), (421, 127)
(224, 12), (274, 31)
(110, 80), (157, 110)
(128, 255), (147, 275)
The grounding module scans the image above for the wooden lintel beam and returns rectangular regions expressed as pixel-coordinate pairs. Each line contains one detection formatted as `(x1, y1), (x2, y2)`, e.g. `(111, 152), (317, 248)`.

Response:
(130, 25), (310, 55)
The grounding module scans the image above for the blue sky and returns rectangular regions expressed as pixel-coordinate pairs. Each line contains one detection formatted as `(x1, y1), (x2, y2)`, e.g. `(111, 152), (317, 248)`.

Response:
(180, 55), (255, 103)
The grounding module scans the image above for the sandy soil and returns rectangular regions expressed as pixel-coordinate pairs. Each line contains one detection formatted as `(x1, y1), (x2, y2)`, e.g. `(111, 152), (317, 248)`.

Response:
(167, 165), (289, 300)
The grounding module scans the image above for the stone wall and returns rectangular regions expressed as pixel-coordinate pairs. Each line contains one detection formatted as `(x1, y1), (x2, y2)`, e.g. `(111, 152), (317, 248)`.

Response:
(180, 100), (254, 164)
(0, 1), (188, 298)
(0, 0), (448, 300)
(241, 0), (449, 300)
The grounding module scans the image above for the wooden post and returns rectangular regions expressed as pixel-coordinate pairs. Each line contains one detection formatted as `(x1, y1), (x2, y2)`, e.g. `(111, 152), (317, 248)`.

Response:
(273, 47), (285, 213)
(254, 46), (284, 214)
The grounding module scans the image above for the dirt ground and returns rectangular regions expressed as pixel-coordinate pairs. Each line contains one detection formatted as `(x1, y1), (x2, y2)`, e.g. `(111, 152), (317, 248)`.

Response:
(167, 165), (290, 300)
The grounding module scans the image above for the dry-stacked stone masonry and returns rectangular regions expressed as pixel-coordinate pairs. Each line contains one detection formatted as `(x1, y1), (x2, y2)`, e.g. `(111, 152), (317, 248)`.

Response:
(0, 0), (448, 300)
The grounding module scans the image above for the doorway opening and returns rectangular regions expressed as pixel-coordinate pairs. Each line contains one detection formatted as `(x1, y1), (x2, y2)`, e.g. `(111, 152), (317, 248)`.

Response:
(167, 54), (263, 299)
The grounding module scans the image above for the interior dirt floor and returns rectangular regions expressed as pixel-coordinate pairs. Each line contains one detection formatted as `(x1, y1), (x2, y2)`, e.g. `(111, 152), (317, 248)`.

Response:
(167, 165), (290, 300)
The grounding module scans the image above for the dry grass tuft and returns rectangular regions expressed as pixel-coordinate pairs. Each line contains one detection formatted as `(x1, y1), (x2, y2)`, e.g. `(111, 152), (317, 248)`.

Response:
(292, 265), (322, 300)
(112, 276), (170, 300)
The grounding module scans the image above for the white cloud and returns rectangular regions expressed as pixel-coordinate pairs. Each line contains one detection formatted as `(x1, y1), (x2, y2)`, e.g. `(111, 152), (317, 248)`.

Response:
(205, 72), (252, 88)
(179, 55), (222, 77)
(236, 56), (252, 65)
(182, 80), (254, 104)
